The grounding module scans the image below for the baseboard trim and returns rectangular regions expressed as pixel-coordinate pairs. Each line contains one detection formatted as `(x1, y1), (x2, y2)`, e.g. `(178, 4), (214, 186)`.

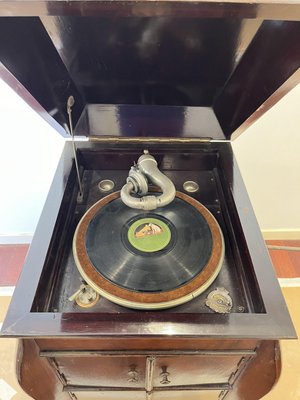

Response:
(0, 286), (15, 296)
(279, 278), (300, 287)
(262, 229), (300, 240)
(0, 234), (33, 244)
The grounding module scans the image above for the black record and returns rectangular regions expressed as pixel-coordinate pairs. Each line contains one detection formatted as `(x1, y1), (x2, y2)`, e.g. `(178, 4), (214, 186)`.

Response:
(85, 197), (213, 293)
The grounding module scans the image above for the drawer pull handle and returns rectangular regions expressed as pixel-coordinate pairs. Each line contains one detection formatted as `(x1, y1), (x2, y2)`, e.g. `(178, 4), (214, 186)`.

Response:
(127, 364), (139, 383)
(160, 366), (171, 385)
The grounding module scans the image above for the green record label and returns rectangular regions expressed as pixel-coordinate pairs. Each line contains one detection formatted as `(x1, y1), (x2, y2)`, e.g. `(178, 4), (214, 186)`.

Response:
(128, 217), (171, 253)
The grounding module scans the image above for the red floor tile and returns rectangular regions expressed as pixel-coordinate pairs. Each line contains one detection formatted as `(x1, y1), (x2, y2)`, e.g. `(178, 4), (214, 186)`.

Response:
(0, 244), (29, 286)
(266, 240), (300, 278)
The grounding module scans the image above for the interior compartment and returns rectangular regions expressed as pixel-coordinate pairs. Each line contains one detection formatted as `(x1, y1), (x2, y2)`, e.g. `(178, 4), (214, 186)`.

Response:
(31, 145), (265, 315)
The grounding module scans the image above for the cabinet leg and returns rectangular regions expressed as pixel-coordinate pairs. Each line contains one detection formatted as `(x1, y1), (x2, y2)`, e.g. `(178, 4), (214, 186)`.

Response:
(226, 340), (281, 400)
(17, 339), (70, 400)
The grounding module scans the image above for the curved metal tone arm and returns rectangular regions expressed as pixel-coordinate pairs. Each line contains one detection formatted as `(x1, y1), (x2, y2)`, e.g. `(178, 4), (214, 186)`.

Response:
(120, 150), (176, 210)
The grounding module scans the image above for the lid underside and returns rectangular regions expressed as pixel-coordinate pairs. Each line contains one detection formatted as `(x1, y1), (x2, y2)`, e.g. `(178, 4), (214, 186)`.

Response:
(0, 3), (300, 139)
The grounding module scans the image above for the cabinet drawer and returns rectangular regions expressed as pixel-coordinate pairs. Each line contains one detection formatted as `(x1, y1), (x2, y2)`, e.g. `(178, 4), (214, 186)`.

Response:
(73, 391), (145, 400)
(55, 356), (146, 388)
(48, 351), (252, 393)
(153, 355), (243, 387)
(72, 390), (223, 400)
(152, 390), (223, 400)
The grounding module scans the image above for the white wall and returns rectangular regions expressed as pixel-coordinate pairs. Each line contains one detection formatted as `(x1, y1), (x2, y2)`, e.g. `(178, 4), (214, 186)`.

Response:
(232, 83), (300, 238)
(0, 78), (65, 243)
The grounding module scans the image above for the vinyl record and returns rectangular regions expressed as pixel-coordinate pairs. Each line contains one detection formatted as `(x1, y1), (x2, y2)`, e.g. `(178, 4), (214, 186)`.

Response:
(73, 191), (224, 309)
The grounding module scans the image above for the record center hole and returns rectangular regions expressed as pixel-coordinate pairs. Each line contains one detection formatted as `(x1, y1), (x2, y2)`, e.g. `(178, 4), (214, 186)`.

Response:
(98, 179), (115, 192)
(183, 181), (199, 193)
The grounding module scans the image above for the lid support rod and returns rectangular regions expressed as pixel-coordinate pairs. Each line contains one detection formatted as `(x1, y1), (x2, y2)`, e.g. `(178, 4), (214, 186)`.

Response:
(67, 96), (83, 196)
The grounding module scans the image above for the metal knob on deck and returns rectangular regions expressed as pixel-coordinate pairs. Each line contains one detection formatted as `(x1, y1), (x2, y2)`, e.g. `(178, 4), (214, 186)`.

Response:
(68, 284), (99, 308)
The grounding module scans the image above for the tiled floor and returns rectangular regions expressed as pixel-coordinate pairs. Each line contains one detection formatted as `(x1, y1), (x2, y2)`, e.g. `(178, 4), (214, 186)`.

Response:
(0, 241), (300, 400)
(266, 240), (300, 278)
(0, 244), (29, 286)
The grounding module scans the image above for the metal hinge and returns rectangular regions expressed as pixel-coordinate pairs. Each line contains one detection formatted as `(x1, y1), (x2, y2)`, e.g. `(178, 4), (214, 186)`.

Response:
(228, 356), (249, 385)
(48, 357), (67, 386)
(88, 136), (212, 144)
(67, 96), (83, 197)
(219, 389), (229, 400)
(219, 354), (254, 399)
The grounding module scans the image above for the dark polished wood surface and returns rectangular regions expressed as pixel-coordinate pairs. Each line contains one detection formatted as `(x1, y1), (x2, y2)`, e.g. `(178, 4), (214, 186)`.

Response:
(1, 4), (300, 138)
(0, 2), (298, 399)
(0, 0), (300, 19)
(214, 21), (300, 137)
(226, 341), (281, 400)
(17, 339), (70, 400)
(17, 337), (280, 400)
(1, 143), (295, 339)
(75, 105), (225, 139)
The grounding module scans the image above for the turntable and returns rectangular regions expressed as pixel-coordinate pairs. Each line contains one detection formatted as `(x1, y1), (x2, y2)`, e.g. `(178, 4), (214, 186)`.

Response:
(73, 151), (225, 310)
(0, 3), (299, 400)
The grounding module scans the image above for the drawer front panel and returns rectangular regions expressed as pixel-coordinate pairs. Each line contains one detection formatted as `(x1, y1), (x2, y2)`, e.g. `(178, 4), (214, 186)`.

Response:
(73, 391), (145, 400)
(36, 339), (259, 352)
(73, 390), (223, 400)
(153, 355), (242, 386)
(55, 356), (146, 388)
(152, 390), (223, 400)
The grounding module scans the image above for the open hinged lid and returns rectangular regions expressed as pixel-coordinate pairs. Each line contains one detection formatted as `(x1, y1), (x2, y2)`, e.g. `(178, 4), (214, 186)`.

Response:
(1, 1), (300, 141)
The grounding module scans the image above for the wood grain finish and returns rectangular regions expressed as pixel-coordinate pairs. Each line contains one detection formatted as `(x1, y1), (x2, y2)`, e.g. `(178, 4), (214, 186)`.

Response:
(55, 354), (243, 387)
(35, 338), (259, 352)
(17, 340), (70, 400)
(226, 341), (281, 400)
(152, 355), (244, 387)
(56, 355), (146, 388)
(151, 391), (221, 400)
(1, 4), (300, 139)
(214, 21), (300, 137)
(16, 338), (280, 400)
(73, 392), (146, 400)
(1, 3), (298, 399)
(0, 117), (290, 399)
(1, 144), (295, 339)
